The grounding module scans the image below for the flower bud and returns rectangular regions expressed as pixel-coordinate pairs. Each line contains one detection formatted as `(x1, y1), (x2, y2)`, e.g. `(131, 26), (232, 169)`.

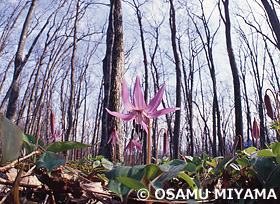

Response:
(51, 111), (55, 137)
(252, 117), (260, 140)
(264, 93), (274, 120)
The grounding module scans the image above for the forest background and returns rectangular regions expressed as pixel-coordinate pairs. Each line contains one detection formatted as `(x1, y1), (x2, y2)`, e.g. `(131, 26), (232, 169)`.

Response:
(0, 0), (279, 164)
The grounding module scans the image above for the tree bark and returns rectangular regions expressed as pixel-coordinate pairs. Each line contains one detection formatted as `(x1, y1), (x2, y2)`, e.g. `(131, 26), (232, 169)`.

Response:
(169, 0), (181, 159)
(100, 0), (125, 162)
(220, 0), (243, 150)
(6, 0), (38, 122)
(65, 0), (80, 146)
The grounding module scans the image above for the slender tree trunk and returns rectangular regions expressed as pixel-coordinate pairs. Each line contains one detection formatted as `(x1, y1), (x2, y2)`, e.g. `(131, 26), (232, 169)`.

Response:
(134, 1), (149, 162)
(65, 1), (79, 146)
(169, 0), (181, 159)
(220, 0), (243, 149)
(6, 0), (38, 122)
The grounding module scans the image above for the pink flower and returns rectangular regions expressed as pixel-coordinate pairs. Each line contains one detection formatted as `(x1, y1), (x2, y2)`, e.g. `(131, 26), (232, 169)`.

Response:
(124, 139), (142, 154)
(106, 76), (180, 132)
(107, 127), (121, 145)
(50, 111), (65, 142)
(252, 117), (260, 140)
(52, 130), (66, 142)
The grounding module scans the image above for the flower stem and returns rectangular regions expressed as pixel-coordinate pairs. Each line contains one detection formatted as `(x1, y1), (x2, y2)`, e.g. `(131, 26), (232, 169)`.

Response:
(129, 139), (133, 166)
(113, 142), (116, 165)
(147, 118), (151, 165)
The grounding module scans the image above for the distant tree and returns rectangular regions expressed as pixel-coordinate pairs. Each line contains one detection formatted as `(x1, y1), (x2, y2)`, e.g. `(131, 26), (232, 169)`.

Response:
(190, 0), (224, 156)
(219, 0), (243, 150)
(169, 0), (182, 159)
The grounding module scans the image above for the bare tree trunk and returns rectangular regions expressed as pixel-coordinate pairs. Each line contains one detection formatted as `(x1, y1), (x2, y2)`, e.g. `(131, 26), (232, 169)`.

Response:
(6, 0), (38, 122)
(178, 36), (196, 156)
(65, 0), (80, 149)
(150, 28), (174, 158)
(169, 0), (181, 159)
(261, 0), (280, 50)
(132, 0), (149, 162)
(220, 0), (243, 150)
(100, 0), (125, 162)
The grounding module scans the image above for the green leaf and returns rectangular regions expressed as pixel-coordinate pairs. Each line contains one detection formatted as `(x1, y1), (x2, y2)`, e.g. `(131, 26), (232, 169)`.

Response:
(252, 156), (280, 188)
(101, 158), (113, 170)
(177, 173), (199, 198)
(257, 149), (275, 157)
(215, 157), (229, 174)
(116, 177), (148, 192)
(92, 160), (101, 169)
(244, 147), (257, 154)
(144, 164), (163, 181)
(276, 154), (280, 164)
(271, 141), (280, 155)
(105, 165), (145, 199)
(237, 158), (249, 167)
(46, 141), (92, 152)
(156, 160), (187, 183)
(215, 155), (238, 174)
(183, 162), (197, 173)
(0, 113), (23, 163)
(23, 134), (44, 154)
(35, 151), (65, 172)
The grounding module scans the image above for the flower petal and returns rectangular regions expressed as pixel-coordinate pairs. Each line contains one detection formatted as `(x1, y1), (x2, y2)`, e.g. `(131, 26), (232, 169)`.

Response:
(141, 120), (148, 133)
(133, 140), (142, 151)
(124, 141), (130, 153)
(144, 84), (166, 113)
(116, 131), (121, 142)
(133, 76), (146, 109)
(107, 131), (113, 144)
(124, 140), (133, 153)
(145, 107), (180, 119)
(106, 108), (135, 121)
(122, 78), (134, 111)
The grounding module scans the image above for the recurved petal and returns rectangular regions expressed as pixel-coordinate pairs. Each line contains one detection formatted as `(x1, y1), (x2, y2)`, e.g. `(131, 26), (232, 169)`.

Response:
(144, 84), (166, 113)
(133, 140), (142, 151)
(124, 140), (133, 153)
(115, 131), (121, 142)
(145, 107), (180, 119)
(107, 131), (113, 144)
(106, 108), (135, 121)
(124, 141), (130, 153)
(122, 78), (134, 111)
(133, 76), (146, 109)
(141, 120), (148, 134)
